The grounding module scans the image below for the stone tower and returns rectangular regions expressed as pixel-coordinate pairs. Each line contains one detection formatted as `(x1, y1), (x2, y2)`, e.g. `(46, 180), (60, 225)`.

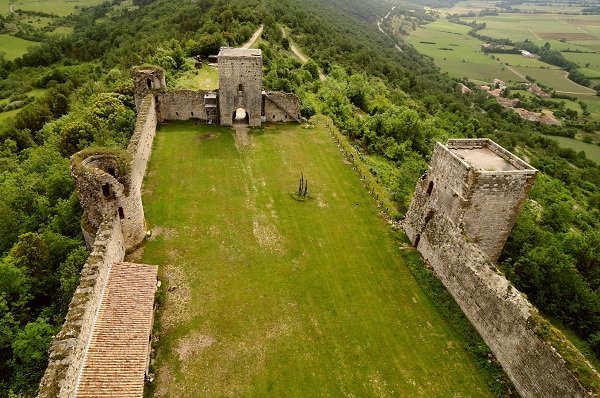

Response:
(71, 148), (146, 251)
(132, 66), (166, 111)
(218, 47), (263, 127)
(404, 138), (537, 262)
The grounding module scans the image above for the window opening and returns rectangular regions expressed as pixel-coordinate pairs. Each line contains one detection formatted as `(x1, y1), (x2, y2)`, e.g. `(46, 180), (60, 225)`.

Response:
(426, 180), (434, 196)
(101, 183), (110, 198)
(413, 234), (421, 248)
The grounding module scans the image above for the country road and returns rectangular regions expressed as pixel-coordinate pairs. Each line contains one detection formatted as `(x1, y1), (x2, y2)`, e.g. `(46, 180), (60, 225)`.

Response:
(242, 25), (263, 49)
(281, 27), (326, 81)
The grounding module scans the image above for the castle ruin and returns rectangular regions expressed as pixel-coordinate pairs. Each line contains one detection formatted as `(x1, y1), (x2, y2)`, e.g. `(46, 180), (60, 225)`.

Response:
(38, 48), (301, 398)
(404, 138), (597, 398)
(37, 49), (599, 397)
(132, 47), (301, 127)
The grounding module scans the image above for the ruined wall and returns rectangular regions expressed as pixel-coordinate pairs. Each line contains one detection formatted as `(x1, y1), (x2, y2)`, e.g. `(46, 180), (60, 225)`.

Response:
(132, 66), (166, 111)
(462, 171), (536, 261)
(39, 93), (159, 398)
(404, 139), (595, 397)
(416, 213), (591, 398)
(263, 91), (301, 123)
(405, 140), (536, 262)
(218, 49), (263, 126)
(71, 95), (156, 251)
(158, 90), (209, 122)
(38, 217), (125, 398)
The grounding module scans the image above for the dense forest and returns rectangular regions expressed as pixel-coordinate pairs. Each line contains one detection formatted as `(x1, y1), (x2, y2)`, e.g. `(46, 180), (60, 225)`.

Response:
(0, 0), (598, 395)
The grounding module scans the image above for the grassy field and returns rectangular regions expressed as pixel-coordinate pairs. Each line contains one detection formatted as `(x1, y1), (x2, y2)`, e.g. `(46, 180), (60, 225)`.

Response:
(139, 121), (496, 397)
(407, 19), (519, 81)
(494, 53), (559, 69)
(0, 34), (40, 59)
(514, 66), (596, 94)
(549, 136), (600, 162)
(10, 0), (106, 16)
(173, 64), (219, 91)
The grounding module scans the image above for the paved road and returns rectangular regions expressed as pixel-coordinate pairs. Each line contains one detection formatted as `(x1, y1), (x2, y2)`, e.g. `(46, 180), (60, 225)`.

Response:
(242, 25), (263, 49)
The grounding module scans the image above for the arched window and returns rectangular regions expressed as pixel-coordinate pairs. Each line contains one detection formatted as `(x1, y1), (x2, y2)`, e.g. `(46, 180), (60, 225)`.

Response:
(146, 79), (153, 89)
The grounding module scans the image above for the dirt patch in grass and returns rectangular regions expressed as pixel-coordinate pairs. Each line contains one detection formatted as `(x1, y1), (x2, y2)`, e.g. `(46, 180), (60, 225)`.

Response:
(537, 32), (597, 41)
(233, 126), (251, 148)
(155, 363), (172, 398)
(161, 264), (191, 331)
(175, 332), (216, 362)
(125, 245), (145, 262)
(252, 214), (285, 255)
(197, 132), (219, 142)
(149, 226), (179, 241)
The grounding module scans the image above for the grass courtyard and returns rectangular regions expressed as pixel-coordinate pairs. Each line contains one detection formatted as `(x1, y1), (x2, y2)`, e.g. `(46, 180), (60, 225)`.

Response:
(139, 121), (497, 397)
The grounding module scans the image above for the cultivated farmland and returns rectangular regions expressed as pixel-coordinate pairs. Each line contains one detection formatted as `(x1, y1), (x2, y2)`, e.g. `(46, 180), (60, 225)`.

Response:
(407, 19), (520, 82)
(139, 121), (497, 397)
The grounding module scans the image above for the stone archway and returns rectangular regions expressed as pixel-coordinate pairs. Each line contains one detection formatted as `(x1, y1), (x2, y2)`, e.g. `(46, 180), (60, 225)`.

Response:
(232, 108), (250, 125)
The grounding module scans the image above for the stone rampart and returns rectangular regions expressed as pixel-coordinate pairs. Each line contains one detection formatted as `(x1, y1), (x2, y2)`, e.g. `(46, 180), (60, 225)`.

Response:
(263, 91), (301, 123)
(158, 90), (211, 122)
(405, 139), (598, 398)
(417, 212), (592, 398)
(38, 217), (126, 398)
(38, 94), (160, 397)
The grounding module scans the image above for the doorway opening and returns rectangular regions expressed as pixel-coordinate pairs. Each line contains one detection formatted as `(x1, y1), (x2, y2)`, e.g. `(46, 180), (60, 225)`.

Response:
(233, 108), (249, 125)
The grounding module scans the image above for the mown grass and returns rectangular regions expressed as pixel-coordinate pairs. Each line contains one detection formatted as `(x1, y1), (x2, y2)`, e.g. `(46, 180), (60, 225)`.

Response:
(514, 66), (596, 94)
(0, 34), (40, 60)
(141, 121), (499, 397)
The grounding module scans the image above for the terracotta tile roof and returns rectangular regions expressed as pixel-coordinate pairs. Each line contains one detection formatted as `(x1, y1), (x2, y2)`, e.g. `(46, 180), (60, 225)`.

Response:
(76, 262), (158, 398)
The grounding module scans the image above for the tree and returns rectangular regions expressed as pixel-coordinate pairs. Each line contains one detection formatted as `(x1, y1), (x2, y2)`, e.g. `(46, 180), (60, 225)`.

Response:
(10, 318), (55, 393)
(59, 119), (95, 156)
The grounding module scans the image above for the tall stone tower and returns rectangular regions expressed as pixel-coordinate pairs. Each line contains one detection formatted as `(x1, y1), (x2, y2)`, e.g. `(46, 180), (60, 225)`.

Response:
(132, 66), (166, 111)
(218, 48), (263, 127)
(71, 148), (146, 251)
(404, 138), (537, 262)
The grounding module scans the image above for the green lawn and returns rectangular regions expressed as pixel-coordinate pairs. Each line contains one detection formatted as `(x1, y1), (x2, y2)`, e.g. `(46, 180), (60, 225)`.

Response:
(0, 34), (40, 60)
(550, 135), (600, 162)
(140, 121), (496, 397)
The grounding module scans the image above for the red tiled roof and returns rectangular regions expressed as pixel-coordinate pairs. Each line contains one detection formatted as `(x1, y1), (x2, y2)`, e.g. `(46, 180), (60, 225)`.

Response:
(76, 262), (157, 398)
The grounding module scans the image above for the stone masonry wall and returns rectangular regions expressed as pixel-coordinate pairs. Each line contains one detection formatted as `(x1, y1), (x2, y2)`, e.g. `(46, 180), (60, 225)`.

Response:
(158, 90), (209, 122)
(462, 171), (536, 262)
(38, 217), (126, 398)
(404, 139), (595, 397)
(218, 52), (263, 126)
(38, 93), (160, 397)
(263, 92), (301, 123)
(416, 213), (591, 398)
